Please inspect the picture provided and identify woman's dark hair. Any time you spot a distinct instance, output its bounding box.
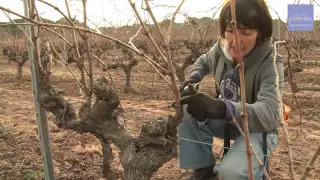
[219,0,273,44]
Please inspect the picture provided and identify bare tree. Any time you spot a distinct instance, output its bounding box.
[7,45,29,79]
[102,47,139,93]
[287,31,316,63]
[0,0,183,179]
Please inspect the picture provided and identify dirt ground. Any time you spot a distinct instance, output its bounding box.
[0,50,319,180]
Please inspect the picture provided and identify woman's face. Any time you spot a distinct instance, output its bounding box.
[224,23,259,61]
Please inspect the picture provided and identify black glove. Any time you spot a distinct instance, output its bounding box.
[180,84,226,122]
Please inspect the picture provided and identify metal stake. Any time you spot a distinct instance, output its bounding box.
[23,0,55,179]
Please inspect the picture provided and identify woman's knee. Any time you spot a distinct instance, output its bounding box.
[178,106,198,132]
[216,163,262,180]
[177,115,197,137]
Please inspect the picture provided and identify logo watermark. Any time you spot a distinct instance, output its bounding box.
[287,4,314,31]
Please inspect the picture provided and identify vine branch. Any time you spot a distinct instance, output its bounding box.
[229,0,254,179]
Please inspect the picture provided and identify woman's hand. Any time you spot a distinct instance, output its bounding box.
[180,84,227,121]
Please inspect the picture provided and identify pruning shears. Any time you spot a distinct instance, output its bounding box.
[171,82,200,108]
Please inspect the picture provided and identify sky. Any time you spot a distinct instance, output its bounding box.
[0,0,319,29]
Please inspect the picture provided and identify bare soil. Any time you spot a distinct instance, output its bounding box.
[0,53,319,180]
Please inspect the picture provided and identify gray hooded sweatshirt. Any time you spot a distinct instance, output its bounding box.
[188,38,284,132]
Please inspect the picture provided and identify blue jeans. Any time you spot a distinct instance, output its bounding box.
[178,106,278,179]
